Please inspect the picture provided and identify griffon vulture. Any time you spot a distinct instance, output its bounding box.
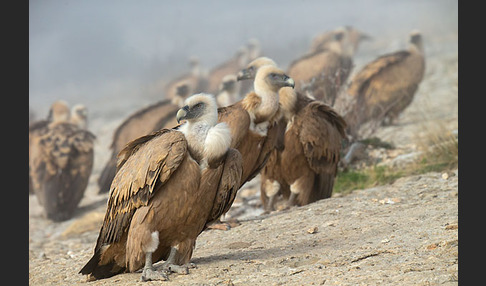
[310,25,371,55]
[238,57,347,211]
[216,74,241,107]
[29,100,70,194]
[97,83,191,194]
[206,46,249,95]
[343,30,425,140]
[80,93,243,281]
[286,28,354,106]
[29,100,95,221]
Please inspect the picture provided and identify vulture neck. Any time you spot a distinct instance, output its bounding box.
[180,118,231,169]
[278,87,298,121]
[252,85,279,124]
[409,42,424,56]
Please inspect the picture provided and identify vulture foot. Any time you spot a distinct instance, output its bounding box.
[141,267,169,282]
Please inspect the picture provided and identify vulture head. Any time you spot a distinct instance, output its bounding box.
[254,65,295,94]
[237,57,277,81]
[172,83,191,107]
[219,74,238,93]
[71,104,88,129]
[176,93,219,126]
[47,100,70,123]
[409,30,424,54]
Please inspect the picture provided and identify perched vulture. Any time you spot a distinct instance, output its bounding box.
[238,57,346,211]
[80,93,243,281]
[343,30,425,140]
[206,46,249,95]
[71,104,88,129]
[29,100,95,221]
[163,57,209,103]
[97,84,191,194]
[310,25,371,55]
[215,74,241,107]
[286,27,354,106]
[29,100,69,194]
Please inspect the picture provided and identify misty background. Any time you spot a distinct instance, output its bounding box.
[29,0,458,123]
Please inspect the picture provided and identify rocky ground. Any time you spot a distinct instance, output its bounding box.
[29,27,458,285]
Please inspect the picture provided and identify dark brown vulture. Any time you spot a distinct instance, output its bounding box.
[286,27,354,106]
[238,57,347,211]
[215,74,241,107]
[29,100,95,221]
[80,93,243,281]
[206,46,249,95]
[310,25,371,55]
[343,30,426,140]
[97,83,191,194]
[29,100,69,195]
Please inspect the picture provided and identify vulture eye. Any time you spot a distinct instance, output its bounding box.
[194,102,203,109]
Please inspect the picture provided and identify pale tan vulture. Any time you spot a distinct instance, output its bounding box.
[29,100,95,221]
[310,25,371,55]
[97,83,191,194]
[80,93,243,281]
[29,100,70,194]
[238,57,347,211]
[286,27,354,106]
[215,74,241,107]
[206,46,249,95]
[163,57,209,103]
[343,30,426,140]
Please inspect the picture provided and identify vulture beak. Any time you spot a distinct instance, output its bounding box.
[285,76,295,89]
[236,68,252,81]
[176,105,190,123]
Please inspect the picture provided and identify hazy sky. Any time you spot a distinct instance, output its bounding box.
[29,0,457,117]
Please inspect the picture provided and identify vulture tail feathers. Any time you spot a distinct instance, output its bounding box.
[97,158,116,194]
[79,249,125,280]
[299,173,335,205]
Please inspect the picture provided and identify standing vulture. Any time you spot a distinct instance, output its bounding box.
[343,30,426,140]
[29,100,95,221]
[238,57,347,211]
[29,100,69,194]
[97,83,191,194]
[286,27,354,106]
[206,46,249,95]
[80,93,243,281]
[310,25,371,55]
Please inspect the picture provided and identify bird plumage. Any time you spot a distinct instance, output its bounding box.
[343,30,425,140]
[80,94,242,281]
[29,100,95,221]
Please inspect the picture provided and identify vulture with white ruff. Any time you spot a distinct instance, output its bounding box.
[80,93,243,281]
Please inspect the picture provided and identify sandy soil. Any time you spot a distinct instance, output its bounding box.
[29,27,458,285]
